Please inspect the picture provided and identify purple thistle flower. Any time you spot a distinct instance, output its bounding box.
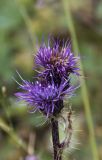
[15,37,80,160]
[35,39,80,85]
[15,78,77,118]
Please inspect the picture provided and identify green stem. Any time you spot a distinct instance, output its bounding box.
[0,118,27,152]
[62,1,99,160]
[14,0,36,51]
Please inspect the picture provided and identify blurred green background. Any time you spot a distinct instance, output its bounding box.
[0,0,102,160]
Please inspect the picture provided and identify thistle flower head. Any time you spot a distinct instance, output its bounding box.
[35,39,80,84]
[15,78,77,118]
[15,38,80,118]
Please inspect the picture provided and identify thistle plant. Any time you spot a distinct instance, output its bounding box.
[15,38,80,160]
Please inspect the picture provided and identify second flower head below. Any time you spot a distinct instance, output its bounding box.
[15,78,78,118]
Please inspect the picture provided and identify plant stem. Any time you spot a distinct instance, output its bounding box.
[0,118,27,152]
[14,0,36,51]
[51,118,62,160]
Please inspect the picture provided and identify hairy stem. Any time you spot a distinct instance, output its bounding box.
[51,118,62,160]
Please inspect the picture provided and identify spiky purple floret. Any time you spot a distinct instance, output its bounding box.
[15,79,77,117]
[35,39,80,82]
